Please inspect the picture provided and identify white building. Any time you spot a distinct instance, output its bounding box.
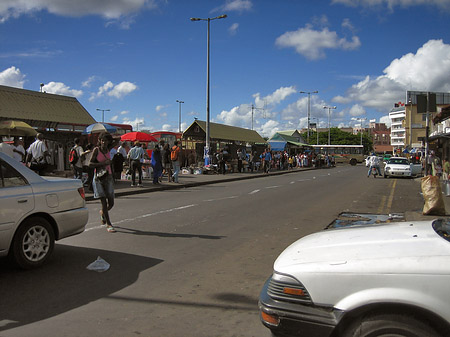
[389,105,406,150]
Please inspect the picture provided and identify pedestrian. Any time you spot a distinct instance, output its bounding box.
[264,148,272,174]
[162,143,172,182]
[151,144,163,184]
[82,143,94,191]
[111,143,125,181]
[70,138,84,179]
[12,137,25,162]
[127,141,145,187]
[0,137,15,158]
[171,141,181,182]
[237,148,244,173]
[432,152,442,178]
[443,157,450,181]
[89,132,116,233]
[26,133,50,175]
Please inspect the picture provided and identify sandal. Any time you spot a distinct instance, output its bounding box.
[107,226,116,233]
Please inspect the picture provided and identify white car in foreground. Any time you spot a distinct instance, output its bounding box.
[259,219,450,337]
[0,152,88,269]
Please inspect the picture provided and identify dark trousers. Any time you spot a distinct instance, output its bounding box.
[130,160,142,185]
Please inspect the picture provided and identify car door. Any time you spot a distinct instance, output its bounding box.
[0,159,34,253]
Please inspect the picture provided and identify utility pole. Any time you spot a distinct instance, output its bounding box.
[300,91,318,144]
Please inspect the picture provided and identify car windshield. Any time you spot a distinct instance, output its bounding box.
[388,158,409,165]
[432,219,450,242]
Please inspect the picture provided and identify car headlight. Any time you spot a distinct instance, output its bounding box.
[267,272,312,304]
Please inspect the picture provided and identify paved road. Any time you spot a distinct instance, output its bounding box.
[0,165,446,337]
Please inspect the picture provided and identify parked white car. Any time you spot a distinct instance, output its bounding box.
[384,157,421,178]
[0,152,88,269]
[259,219,450,337]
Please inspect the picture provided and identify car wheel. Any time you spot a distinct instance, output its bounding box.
[342,314,441,337]
[350,158,357,166]
[10,217,55,269]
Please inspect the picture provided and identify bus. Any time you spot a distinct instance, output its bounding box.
[311,144,364,166]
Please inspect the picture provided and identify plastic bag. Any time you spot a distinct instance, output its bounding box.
[86,256,110,272]
[421,175,446,215]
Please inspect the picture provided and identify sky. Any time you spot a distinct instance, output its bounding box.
[1,0,450,138]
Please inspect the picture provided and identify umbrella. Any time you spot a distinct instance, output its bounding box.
[83,123,117,135]
[0,120,37,137]
[120,132,157,142]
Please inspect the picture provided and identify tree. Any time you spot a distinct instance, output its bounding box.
[302,128,373,154]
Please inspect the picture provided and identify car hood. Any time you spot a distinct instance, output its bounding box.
[386,163,410,168]
[274,220,450,274]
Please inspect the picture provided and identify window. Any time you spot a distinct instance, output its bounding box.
[0,160,28,188]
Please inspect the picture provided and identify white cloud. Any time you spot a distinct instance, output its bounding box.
[90,80,137,101]
[0,66,25,88]
[108,81,137,98]
[229,23,239,35]
[156,104,168,112]
[333,39,450,112]
[380,115,391,127]
[120,110,129,115]
[42,81,83,97]
[0,0,159,23]
[212,0,253,13]
[257,120,280,138]
[275,21,361,60]
[349,104,366,116]
[110,115,119,122]
[82,76,98,88]
[253,86,297,107]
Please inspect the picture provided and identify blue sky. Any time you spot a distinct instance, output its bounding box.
[1,0,450,137]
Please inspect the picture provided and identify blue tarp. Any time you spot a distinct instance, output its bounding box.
[268,141,286,151]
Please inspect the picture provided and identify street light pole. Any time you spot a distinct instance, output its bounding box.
[96,108,110,123]
[191,14,227,165]
[300,91,318,144]
[323,106,336,145]
[311,117,319,145]
[176,100,184,133]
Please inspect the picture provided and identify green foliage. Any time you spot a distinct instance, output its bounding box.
[302,128,373,155]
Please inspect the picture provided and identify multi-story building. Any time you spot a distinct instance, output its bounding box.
[389,91,450,154]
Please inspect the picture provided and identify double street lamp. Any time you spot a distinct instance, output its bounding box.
[300,91,318,144]
[176,100,184,133]
[191,14,227,165]
[96,108,110,123]
[323,106,336,145]
[351,117,367,145]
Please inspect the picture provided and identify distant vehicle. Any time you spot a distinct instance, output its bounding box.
[383,153,392,162]
[0,152,88,269]
[384,157,421,178]
[311,145,364,166]
[259,218,450,337]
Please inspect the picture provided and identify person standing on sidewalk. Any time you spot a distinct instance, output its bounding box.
[151,144,163,185]
[162,143,172,182]
[171,141,181,183]
[264,148,272,174]
[127,141,145,187]
[70,138,84,179]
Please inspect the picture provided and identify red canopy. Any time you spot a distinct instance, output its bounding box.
[120,132,158,143]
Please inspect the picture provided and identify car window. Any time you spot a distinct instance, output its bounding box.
[432,219,450,242]
[0,159,28,188]
[388,158,409,165]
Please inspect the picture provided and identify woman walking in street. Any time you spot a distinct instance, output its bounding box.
[89,132,116,233]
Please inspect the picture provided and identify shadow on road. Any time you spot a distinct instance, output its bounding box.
[0,244,162,332]
[115,226,226,240]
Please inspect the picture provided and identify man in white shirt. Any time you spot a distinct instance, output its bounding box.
[12,137,25,162]
[26,133,50,175]
[71,138,84,179]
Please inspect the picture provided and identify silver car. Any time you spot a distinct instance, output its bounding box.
[259,219,450,337]
[0,152,88,269]
[384,157,422,178]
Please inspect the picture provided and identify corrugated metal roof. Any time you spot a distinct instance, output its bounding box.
[0,85,96,126]
[185,120,266,143]
[269,132,309,146]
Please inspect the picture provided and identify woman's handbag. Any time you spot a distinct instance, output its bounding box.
[96,168,109,181]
